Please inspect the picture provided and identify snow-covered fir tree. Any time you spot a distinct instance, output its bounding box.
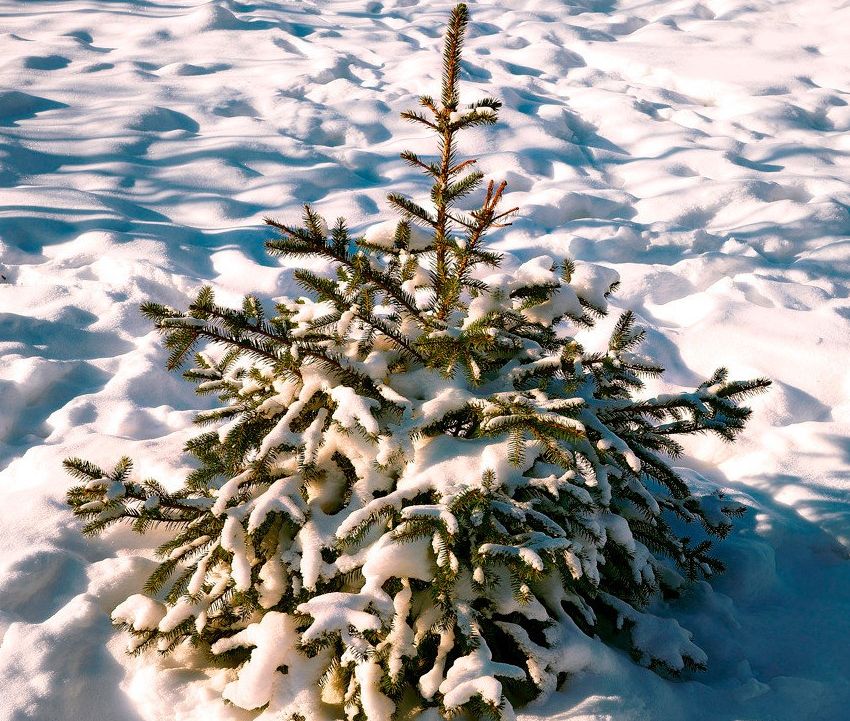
[65,5,769,720]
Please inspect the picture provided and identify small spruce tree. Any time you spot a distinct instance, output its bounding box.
[65,5,769,720]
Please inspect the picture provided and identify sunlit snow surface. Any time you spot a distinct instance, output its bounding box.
[1,0,849,719]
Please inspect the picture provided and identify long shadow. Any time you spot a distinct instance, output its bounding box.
[0,361,110,470]
[0,91,68,128]
[675,462,850,716]
[0,310,132,360]
[0,522,148,721]
[568,0,619,12]
[1,608,148,721]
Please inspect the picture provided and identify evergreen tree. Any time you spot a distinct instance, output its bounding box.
[65,5,769,720]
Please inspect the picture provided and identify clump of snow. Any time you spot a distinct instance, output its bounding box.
[112,594,166,632]
[211,611,329,719]
[440,641,525,709]
[363,220,433,251]
[465,254,600,328]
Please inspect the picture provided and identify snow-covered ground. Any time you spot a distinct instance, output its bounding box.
[1,0,849,719]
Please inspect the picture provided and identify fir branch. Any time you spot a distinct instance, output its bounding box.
[266,214,426,322]
[441,3,469,109]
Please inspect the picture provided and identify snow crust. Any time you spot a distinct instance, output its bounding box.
[1,1,850,720]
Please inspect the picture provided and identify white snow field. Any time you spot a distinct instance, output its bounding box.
[1,0,849,719]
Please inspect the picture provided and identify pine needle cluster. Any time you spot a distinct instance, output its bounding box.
[65,5,769,720]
